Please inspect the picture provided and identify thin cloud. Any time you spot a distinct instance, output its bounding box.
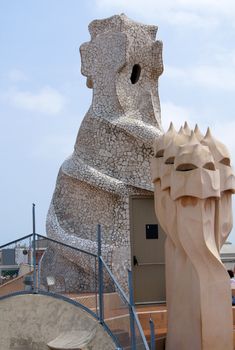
[8,69,28,82]
[4,87,67,115]
[165,64,235,91]
[161,101,195,131]
[32,134,74,160]
[213,121,235,160]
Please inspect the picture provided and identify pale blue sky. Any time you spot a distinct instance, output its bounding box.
[1,0,235,245]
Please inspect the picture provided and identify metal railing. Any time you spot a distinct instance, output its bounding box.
[0,212,155,349]
[0,235,99,311]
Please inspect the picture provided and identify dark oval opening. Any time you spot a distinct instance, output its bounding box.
[203,162,216,171]
[155,149,164,158]
[220,157,230,167]
[165,157,175,165]
[176,163,197,171]
[130,64,141,84]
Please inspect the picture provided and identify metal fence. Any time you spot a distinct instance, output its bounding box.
[0,234,99,315]
[0,223,155,349]
[0,234,34,294]
[100,257,150,349]
[37,233,99,315]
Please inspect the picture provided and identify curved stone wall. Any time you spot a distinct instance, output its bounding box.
[0,294,115,350]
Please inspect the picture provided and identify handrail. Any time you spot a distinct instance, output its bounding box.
[149,318,156,350]
[132,308,150,350]
[100,256,130,305]
[0,234,33,249]
[0,290,99,319]
[100,256,150,350]
[36,233,98,258]
[0,233,98,258]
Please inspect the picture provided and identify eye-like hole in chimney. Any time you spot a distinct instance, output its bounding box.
[203,162,216,171]
[176,163,197,171]
[165,157,175,165]
[130,64,141,84]
[220,158,230,166]
[155,149,164,158]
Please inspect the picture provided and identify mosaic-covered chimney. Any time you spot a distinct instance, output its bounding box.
[151,123,235,350]
[41,14,163,291]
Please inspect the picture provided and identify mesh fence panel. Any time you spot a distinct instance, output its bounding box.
[133,311,150,350]
[0,235,34,296]
[102,267,132,349]
[37,236,98,316]
[0,235,99,316]
[101,259,150,350]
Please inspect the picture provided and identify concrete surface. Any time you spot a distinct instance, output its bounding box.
[0,293,116,350]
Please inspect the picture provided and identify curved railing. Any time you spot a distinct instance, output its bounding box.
[0,225,154,350]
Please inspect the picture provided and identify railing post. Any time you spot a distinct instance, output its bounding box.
[149,318,156,350]
[32,203,37,293]
[37,253,41,290]
[128,269,137,350]
[97,224,104,323]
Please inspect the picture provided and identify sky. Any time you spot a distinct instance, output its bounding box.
[1,0,235,245]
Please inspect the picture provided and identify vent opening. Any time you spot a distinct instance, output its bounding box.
[165,157,175,165]
[155,149,164,158]
[203,162,216,171]
[220,158,230,166]
[176,163,197,171]
[130,64,141,84]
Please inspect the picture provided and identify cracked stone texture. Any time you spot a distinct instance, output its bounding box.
[42,14,163,292]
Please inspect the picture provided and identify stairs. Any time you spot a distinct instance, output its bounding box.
[137,305,235,350]
[65,294,235,349]
[137,304,167,350]
[68,292,132,348]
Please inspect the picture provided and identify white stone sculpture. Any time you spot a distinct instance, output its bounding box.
[42,14,163,291]
[151,123,235,350]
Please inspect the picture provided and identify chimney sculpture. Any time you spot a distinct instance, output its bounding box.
[151,123,235,350]
[41,14,163,291]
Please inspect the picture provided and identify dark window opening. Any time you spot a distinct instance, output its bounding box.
[146,224,158,239]
[130,64,141,84]
[176,163,197,171]
[165,157,175,165]
[220,158,230,166]
[203,162,216,171]
[155,149,164,158]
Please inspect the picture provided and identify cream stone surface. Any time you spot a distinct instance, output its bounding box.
[151,124,235,350]
[42,14,163,291]
[0,294,115,350]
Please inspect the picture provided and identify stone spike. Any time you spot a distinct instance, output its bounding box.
[202,127,231,162]
[194,124,204,141]
[178,126,184,134]
[188,130,199,144]
[183,121,191,135]
[167,122,176,133]
[204,127,212,139]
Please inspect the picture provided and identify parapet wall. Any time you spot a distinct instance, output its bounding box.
[0,294,115,350]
